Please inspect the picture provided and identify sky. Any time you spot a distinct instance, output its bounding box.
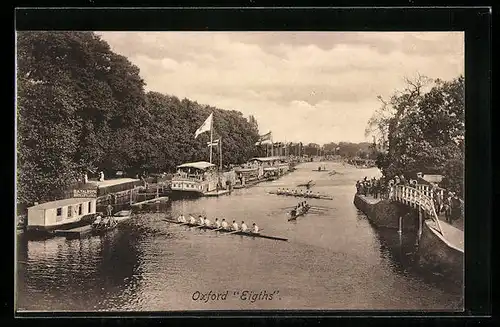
[98,32,464,145]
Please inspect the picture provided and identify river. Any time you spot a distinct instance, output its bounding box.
[16,161,463,312]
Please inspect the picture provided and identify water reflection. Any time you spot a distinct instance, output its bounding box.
[16,162,462,311]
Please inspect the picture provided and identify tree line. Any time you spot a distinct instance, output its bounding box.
[256,141,378,159]
[365,74,465,197]
[17,31,260,207]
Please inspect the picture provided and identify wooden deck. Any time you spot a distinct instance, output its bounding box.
[204,190,230,197]
[130,196,170,206]
[54,225,93,239]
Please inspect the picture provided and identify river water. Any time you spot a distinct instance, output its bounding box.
[16,162,463,312]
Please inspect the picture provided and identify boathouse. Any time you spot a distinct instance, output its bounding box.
[27,197,97,232]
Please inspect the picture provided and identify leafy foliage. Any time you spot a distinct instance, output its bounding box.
[366,75,465,196]
[17,32,260,206]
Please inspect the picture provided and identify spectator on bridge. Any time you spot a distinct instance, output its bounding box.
[451,192,462,222]
[443,191,453,223]
[388,179,395,198]
[373,179,380,199]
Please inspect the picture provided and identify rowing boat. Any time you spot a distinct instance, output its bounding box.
[163,219,288,241]
[268,191,333,200]
[288,205,311,221]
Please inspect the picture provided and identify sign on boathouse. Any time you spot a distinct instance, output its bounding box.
[73,189,98,198]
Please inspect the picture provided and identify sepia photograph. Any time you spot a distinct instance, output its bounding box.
[16,30,465,312]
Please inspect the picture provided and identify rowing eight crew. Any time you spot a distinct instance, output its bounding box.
[277,189,321,197]
[176,214,259,233]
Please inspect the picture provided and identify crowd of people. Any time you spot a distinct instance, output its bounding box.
[356,173,464,225]
[92,215,117,229]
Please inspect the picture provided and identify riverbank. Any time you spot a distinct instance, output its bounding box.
[353,193,464,288]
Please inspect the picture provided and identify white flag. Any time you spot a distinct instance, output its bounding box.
[195,113,213,139]
[207,139,220,147]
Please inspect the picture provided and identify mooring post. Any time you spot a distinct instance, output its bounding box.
[418,207,423,242]
[398,216,402,234]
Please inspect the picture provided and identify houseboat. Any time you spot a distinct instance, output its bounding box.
[234,161,264,182]
[26,197,98,235]
[247,156,290,179]
[170,161,220,197]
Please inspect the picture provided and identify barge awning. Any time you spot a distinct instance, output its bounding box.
[177,161,216,170]
[87,178,141,188]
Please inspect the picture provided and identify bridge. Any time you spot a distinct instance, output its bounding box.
[390,184,464,252]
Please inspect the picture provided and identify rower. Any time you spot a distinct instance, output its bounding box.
[221,219,229,230]
[177,214,184,222]
[232,220,239,231]
[198,215,205,225]
[93,215,102,227]
[214,218,221,228]
[204,217,211,227]
[189,215,196,224]
[252,223,259,234]
[179,214,186,223]
[241,221,248,232]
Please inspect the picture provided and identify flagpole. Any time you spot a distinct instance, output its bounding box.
[271,134,274,157]
[219,138,223,171]
[209,114,213,163]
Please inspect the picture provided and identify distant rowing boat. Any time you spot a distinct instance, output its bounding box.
[288,205,310,221]
[268,191,333,200]
[163,219,288,241]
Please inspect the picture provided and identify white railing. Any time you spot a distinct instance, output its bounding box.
[391,185,444,235]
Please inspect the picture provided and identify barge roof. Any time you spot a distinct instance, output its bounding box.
[29,198,95,210]
[177,161,216,170]
[87,178,141,188]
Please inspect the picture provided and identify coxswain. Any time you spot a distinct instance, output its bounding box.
[241,221,248,232]
[214,218,221,228]
[204,217,211,227]
[189,215,196,224]
[221,219,229,230]
[232,220,239,231]
[252,223,259,234]
[198,215,205,225]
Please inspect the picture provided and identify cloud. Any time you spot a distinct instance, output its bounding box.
[98,31,464,144]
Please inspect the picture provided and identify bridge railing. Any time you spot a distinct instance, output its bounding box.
[391,185,444,235]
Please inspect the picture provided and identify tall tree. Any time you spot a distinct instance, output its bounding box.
[366,75,465,196]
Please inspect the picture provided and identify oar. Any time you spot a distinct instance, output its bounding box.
[220,230,240,236]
